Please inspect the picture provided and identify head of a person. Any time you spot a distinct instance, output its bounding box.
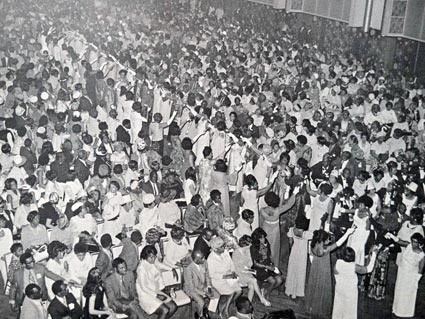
[410,208,424,225]
[214,159,228,172]
[210,236,226,255]
[251,228,268,247]
[47,240,68,260]
[411,233,425,251]
[191,249,206,265]
[241,209,254,225]
[235,296,254,315]
[261,309,297,319]
[130,230,143,245]
[341,246,356,263]
[311,229,330,249]
[10,243,23,257]
[52,280,69,298]
[27,210,40,227]
[112,257,128,275]
[74,243,89,261]
[20,252,35,270]
[201,227,214,242]
[5,178,17,190]
[185,167,197,182]
[264,192,280,208]
[319,183,333,196]
[190,194,203,207]
[25,283,42,300]
[244,174,258,189]
[210,189,222,204]
[181,137,193,151]
[203,146,213,159]
[238,235,252,248]
[140,245,158,264]
[100,234,113,249]
[170,226,185,244]
[109,181,120,193]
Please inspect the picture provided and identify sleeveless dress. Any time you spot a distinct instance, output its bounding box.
[332,260,358,319]
[308,196,331,232]
[305,251,333,318]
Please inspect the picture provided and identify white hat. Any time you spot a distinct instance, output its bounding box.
[29,96,38,103]
[330,170,339,178]
[71,201,83,212]
[13,155,27,167]
[73,111,81,118]
[102,203,120,221]
[40,92,49,100]
[37,127,47,135]
[143,193,155,205]
[15,106,25,116]
[406,182,418,193]
[265,127,274,138]
[73,91,82,99]
[121,194,134,205]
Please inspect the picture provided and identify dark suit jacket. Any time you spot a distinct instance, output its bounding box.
[47,293,83,319]
[10,264,63,306]
[104,272,138,311]
[333,158,358,180]
[141,180,160,196]
[96,250,113,281]
[74,158,91,185]
[193,236,211,258]
[119,238,139,272]
[20,146,37,174]
[116,125,131,146]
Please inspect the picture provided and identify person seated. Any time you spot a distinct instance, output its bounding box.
[233,209,255,240]
[184,194,206,233]
[193,228,214,258]
[65,243,94,293]
[163,226,191,268]
[49,214,74,249]
[205,190,224,231]
[184,249,220,317]
[20,210,49,251]
[48,280,84,319]
[104,258,144,319]
[207,236,242,318]
[20,284,48,319]
[232,235,270,306]
[136,245,178,319]
[83,267,115,318]
[250,228,285,301]
[96,234,114,281]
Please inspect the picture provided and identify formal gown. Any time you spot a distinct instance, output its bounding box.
[240,187,259,229]
[332,260,358,319]
[305,251,333,318]
[285,228,312,298]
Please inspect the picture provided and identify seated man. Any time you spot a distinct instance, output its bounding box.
[20,284,48,319]
[184,250,219,317]
[48,280,83,319]
[104,257,144,319]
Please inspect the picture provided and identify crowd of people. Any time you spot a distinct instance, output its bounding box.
[0,0,425,318]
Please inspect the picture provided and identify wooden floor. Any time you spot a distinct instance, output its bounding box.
[1,261,425,319]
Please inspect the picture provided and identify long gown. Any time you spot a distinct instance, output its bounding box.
[240,187,259,230]
[347,211,370,266]
[285,228,312,298]
[260,208,281,268]
[209,171,238,217]
[332,260,358,319]
[305,251,333,318]
[392,245,424,317]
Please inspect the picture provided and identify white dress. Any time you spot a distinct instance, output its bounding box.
[136,260,169,315]
[332,260,358,319]
[308,196,331,232]
[240,187,259,230]
[207,251,241,295]
[347,211,370,266]
[393,245,424,317]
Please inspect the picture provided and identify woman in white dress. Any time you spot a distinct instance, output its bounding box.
[392,233,425,318]
[306,182,333,232]
[45,241,71,299]
[207,236,242,318]
[240,175,273,230]
[183,167,198,205]
[136,245,177,319]
[332,246,378,319]
[163,227,191,268]
[347,205,371,266]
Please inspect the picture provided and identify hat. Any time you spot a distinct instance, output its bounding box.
[330,170,339,178]
[72,91,82,99]
[143,193,155,205]
[37,127,47,135]
[130,180,139,191]
[73,111,81,118]
[40,92,49,100]
[71,201,83,212]
[29,96,38,103]
[13,155,27,167]
[121,194,134,205]
[15,106,25,116]
[406,182,418,193]
[102,203,120,221]
[265,127,274,138]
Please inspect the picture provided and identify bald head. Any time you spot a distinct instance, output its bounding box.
[191,250,205,265]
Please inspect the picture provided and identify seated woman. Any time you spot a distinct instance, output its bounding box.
[20,210,49,251]
[207,236,242,318]
[232,235,271,306]
[65,243,94,299]
[250,228,284,301]
[163,226,191,268]
[136,245,178,319]
[69,202,98,241]
[50,214,74,249]
[46,241,71,299]
[83,267,115,318]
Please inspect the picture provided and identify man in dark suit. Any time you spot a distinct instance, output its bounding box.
[141,170,160,197]
[119,230,143,273]
[104,258,144,319]
[116,119,132,148]
[9,252,64,311]
[96,234,114,281]
[20,138,37,175]
[74,150,91,186]
[193,228,214,258]
[333,151,358,180]
[48,280,83,319]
